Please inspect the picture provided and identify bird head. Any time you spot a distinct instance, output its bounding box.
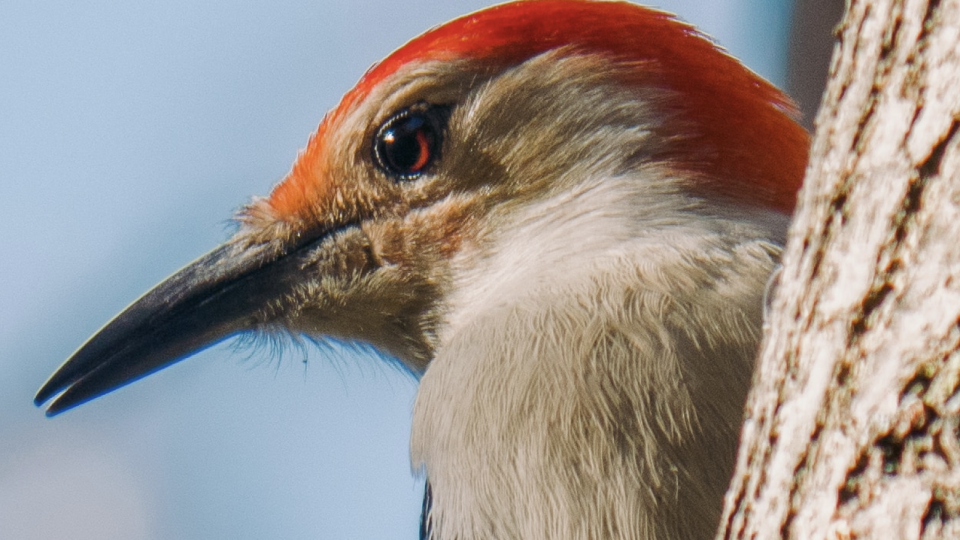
[36,0,808,414]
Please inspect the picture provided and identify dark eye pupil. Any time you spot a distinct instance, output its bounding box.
[374,106,446,180]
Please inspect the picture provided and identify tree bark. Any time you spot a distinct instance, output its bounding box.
[718,1,960,539]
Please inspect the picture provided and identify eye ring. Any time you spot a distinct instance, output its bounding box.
[373,104,449,180]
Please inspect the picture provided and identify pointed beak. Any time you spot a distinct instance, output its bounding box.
[35,236,310,415]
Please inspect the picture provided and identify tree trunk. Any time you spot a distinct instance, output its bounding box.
[718,1,960,539]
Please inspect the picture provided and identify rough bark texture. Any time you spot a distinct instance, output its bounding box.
[718,1,960,539]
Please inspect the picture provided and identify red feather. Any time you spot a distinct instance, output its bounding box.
[270,0,808,218]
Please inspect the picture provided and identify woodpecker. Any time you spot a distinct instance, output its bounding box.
[36,1,809,539]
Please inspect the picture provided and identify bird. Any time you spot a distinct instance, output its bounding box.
[35,1,809,539]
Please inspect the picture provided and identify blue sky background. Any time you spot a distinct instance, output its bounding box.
[0,1,794,538]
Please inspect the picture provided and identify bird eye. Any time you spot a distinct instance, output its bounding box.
[373,104,448,180]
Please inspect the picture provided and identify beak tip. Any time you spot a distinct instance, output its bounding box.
[34,389,53,409]
[34,376,65,408]
[37,390,77,417]
[35,373,78,415]
[43,403,66,417]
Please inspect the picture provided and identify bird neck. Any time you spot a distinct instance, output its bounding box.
[411,171,784,539]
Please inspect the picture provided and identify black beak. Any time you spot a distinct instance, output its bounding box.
[35,237,301,415]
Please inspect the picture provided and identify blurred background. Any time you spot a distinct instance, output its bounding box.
[0,1,839,538]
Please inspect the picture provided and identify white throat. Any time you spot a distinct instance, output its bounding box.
[412,169,784,540]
